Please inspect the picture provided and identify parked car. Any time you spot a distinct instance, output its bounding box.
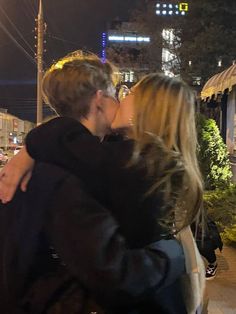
[0,149,8,165]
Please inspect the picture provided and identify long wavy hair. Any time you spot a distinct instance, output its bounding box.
[130,73,203,232]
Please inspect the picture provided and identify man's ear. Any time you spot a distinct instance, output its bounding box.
[94,90,104,112]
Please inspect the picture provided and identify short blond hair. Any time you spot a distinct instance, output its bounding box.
[42,51,119,119]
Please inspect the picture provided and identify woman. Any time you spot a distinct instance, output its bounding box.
[0,56,205,313]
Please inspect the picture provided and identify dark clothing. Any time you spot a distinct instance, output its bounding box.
[192,217,223,264]
[198,243,217,264]
[27,118,170,248]
[0,163,185,314]
[23,117,187,313]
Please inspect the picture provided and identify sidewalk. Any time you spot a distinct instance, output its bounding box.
[207,246,236,314]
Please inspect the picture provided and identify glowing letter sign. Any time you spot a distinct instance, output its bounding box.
[156,2,188,15]
[179,3,188,12]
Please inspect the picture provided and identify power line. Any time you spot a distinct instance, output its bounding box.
[47,33,81,47]
[0,19,36,65]
[0,5,35,55]
[26,0,37,18]
[0,32,33,49]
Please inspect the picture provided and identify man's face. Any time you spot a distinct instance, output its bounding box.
[93,92,119,138]
[103,96,120,131]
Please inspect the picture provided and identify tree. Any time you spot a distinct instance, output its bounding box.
[179,0,236,84]
[197,115,232,190]
[128,0,236,85]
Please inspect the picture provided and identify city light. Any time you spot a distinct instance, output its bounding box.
[108,36,124,41]
[156,2,188,15]
[179,2,188,11]
[108,35,150,43]
[101,32,106,62]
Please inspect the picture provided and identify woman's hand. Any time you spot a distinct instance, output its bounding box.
[0,146,35,203]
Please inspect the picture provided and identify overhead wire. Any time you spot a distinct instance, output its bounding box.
[27,0,37,17]
[22,0,37,22]
[0,18,36,66]
[0,1,47,120]
[0,5,35,55]
[44,2,71,55]
[22,1,51,67]
[47,33,81,47]
[0,33,34,49]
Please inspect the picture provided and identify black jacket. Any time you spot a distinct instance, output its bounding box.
[0,163,185,314]
[27,118,172,247]
[23,117,188,313]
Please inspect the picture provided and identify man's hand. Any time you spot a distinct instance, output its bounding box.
[0,146,35,203]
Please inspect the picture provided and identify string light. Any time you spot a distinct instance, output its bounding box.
[102,32,106,63]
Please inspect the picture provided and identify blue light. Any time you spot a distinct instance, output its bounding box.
[175,11,179,14]
[169,4,172,8]
[168,10,173,15]
[163,4,167,8]
[101,32,107,62]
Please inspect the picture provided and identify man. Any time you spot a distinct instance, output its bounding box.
[0,51,186,313]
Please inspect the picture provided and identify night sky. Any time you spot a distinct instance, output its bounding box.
[0,0,140,121]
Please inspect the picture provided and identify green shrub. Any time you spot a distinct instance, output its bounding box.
[204,185,236,244]
[223,224,236,243]
[197,115,232,190]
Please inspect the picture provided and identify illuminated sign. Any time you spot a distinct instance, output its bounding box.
[179,3,188,11]
[108,35,150,43]
[156,2,189,16]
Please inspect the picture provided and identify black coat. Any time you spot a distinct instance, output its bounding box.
[0,163,185,314]
[24,117,188,313]
[27,118,171,248]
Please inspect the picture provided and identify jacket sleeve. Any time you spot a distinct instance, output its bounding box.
[46,171,185,307]
[25,117,103,171]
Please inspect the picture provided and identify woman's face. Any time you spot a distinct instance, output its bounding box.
[111,92,135,130]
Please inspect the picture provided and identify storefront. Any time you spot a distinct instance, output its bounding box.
[201,63,236,155]
[201,63,236,181]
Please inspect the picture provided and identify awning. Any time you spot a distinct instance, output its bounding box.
[201,63,236,100]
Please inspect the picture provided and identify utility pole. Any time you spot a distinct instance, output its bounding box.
[36,0,44,125]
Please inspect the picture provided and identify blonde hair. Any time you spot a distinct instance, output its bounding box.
[131,73,203,231]
[42,50,119,119]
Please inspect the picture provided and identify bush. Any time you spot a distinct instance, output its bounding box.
[197,115,232,190]
[204,185,236,244]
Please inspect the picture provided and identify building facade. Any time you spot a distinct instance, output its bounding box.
[0,109,35,149]
[102,22,153,85]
